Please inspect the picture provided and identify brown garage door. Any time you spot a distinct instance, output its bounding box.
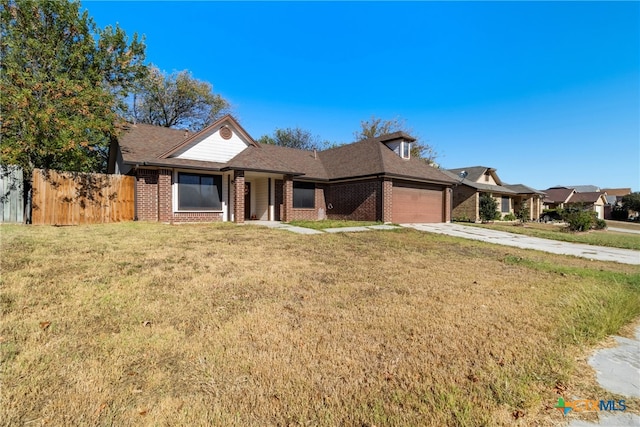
[392,183,443,223]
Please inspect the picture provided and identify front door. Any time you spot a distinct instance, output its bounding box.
[244,182,251,219]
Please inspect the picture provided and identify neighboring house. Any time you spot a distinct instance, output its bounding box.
[602,188,634,219]
[542,187,578,211]
[566,185,600,193]
[110,115,456,224]
[565,192,608,220]
[543,186,611,219]
[602,188,631,200]
[441,166,544,222]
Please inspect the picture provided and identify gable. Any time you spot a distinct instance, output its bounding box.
[171,122,252,163]
[474,169,501,186]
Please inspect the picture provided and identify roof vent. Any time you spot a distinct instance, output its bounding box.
[220,126,232,140]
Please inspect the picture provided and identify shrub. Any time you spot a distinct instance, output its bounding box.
[503,213,517,221]
[479,193,499,222]
[594,218,607,230]
[611,206,628,221]
[562,208,596,232]
[516,201,530,223]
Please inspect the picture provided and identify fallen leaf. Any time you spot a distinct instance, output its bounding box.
[94,402,107,415]
[138,409,148,416]
[512,409,525,419]
[39,321,51,330]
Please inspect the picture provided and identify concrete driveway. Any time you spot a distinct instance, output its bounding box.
[402,223,640,265]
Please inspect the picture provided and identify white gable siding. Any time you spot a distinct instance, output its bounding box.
[173,126,249,162]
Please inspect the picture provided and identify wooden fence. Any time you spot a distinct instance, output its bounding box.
[0,165,25,223]
[32,169,134,225]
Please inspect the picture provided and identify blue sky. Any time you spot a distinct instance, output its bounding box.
[85,1,639,191]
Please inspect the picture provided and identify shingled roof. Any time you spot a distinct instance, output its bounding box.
[315,133,453,183]
[568,192,605,204]
[503,184,545,195]
[543,187,575,203]
[116,122,455,185]
[440,168,517,194]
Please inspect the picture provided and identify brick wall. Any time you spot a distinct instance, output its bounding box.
[290,184,328,221]
[452,185,478,222]
[282,176,293,222]
[382,179,392,223]
[136,169,159,221]
[233,170,245,224]
[158,169,172,222]
[171,211,224,222]
[444,188,452,223]
[326,179,381,221]
[135,168,225,223]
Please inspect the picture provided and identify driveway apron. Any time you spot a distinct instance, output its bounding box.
[402,223,640,265]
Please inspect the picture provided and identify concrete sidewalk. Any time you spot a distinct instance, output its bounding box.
[402,223,640,265]
[566,324,640,426]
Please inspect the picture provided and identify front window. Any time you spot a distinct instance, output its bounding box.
[293,181,315,209]
[177,172,222,210]
[501,196,510,213]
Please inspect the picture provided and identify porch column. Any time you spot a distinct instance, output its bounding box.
[444,187,452,223]
[233,170,245,224]
[382,178,393,223]
[158,168,172,223]
[282,175,293,222]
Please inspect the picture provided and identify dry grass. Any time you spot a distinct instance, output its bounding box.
[1,222,639,426]
[606,220,640,231]
[466,221,640,250]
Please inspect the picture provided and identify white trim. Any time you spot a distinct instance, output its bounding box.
[402,141,411,159]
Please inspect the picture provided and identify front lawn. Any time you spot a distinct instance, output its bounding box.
[462,221,640,250]
[1,223,639,426]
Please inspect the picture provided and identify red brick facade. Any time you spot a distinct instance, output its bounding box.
[325,179,382,221]
[134,168,448,224]
[135,169,159,221]
[382,179,393,223]
[281,175,293,222]
[233,170,245,224]
[288,184,328,221]
[135,168,223,223]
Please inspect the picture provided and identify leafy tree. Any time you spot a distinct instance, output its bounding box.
[258,127,322,151]
[132,66,230,131]
[479,193,499,222]
[621,192,640,213]
[0,0,146,175]
[354,115,439,166]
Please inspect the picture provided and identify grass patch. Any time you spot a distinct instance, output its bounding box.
[1,223,639,426]
[288,219,383,230]
[465,221,640,250]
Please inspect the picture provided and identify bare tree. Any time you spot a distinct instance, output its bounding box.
[355,116,439,167]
